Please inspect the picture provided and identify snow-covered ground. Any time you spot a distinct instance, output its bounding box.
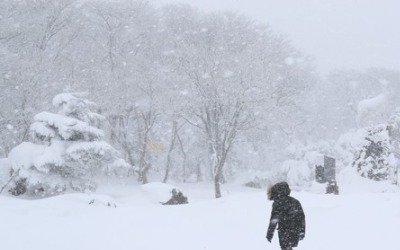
[1,180,399,250]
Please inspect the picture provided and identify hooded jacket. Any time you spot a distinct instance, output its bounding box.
[266,182,305,248]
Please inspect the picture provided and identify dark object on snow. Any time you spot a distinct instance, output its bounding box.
[266,182,306,250]
[315,165,325,183]
[315,155,336,184]
[244,177,268,189]
[324,156,336,182]
[315,155,340,195]
[244,180,262,189]
[326,180,339,195]
[162,188,188,205]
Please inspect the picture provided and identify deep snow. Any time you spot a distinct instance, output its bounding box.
[1,180,399,250]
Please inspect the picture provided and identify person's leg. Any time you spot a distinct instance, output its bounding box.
[279,229,296,250]
[279,231,292,250]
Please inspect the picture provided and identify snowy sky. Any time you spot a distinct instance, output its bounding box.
[153,0,400,73]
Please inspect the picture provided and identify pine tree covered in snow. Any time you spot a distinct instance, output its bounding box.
[8,93,129,197]
[352,125,396,181]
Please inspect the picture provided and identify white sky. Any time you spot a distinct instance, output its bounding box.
[153,0,400,74]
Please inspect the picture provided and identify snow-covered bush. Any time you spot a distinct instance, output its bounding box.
[271,140,336,188]
[335,131,362,170]
[7,93,130,197]
[244,176,270,189]
[352,125,396,181]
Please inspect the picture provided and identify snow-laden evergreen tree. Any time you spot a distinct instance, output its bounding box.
[8,92,130,197]
[352,125,396,181]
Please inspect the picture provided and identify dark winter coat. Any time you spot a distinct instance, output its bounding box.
[266,182,305,249]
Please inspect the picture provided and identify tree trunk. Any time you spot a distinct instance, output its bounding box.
[214,172,222,199]
[136,110,156,184]
[139,161,151,184]
[214,155,226,198]
[137,140,150,184]
[196,162,203,182]
[177,135,187,183]
[163,121,178,183]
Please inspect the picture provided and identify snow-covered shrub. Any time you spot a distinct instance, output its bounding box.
[272,140,336,188]
[7,93,130,197]
[335,131,362,170]
[284,159,313,187]
[352,125,396,181]
[244,177,269,189]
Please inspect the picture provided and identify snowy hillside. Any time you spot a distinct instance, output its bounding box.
[1,182,399,250]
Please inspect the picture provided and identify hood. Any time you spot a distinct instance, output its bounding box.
[267,182,291,200]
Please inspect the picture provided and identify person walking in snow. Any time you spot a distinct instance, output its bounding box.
[266,182,305,250]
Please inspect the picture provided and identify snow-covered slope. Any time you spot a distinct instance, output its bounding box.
[1,182,399,250]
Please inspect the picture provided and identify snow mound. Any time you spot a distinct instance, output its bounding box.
[43,193,117,208]
[337,167,399,194]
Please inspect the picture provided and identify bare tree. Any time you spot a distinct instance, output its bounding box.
[161,7,312,197]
